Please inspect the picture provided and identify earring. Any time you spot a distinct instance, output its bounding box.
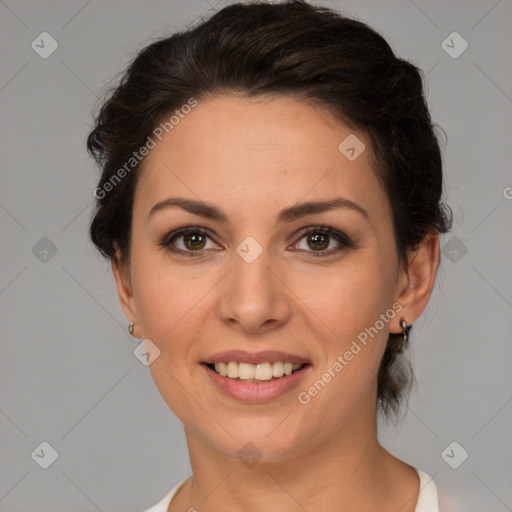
[128,323,135,336]
[400,319,412,350]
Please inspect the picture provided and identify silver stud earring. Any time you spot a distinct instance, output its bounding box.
[400,319,412,349]
[128,323,135,336]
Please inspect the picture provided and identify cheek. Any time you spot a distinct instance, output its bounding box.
[293,253,398,404]
[295,295,394,439]
[134,271,206,349]
[131,268,210,417]
[129,251,183,346]
[295,256,397,344]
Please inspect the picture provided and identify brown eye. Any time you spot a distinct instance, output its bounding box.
[307,232,329,251]
[161,227,220,256]
[292,226,353,257]
[183,232,206,250]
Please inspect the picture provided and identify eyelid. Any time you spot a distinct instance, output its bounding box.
[159,226,219,253]
[291,225,351,243]
[288,225,354,254]
[160,225,353,256]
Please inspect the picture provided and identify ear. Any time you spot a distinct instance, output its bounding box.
[390,231,440,334]
[111,245,140,338]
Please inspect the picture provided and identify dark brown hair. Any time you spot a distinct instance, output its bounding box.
[87,0,452,420]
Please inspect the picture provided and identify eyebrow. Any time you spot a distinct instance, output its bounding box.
[147,196,369,224]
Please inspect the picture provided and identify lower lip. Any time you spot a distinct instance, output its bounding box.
[202,364,311,403]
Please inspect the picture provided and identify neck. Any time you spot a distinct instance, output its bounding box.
[179,396,414,511]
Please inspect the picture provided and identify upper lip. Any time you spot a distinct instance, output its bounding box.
[203,350,310,365]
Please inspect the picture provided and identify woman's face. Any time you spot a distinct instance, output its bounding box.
[114,95,414,460]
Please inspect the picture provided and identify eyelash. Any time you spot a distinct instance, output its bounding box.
[160,225,354,258]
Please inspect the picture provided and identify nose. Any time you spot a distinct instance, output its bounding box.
[217,247,292,334]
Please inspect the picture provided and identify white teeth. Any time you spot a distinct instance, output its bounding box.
[254,362,273,380]
[211,361,305,381]
[226,361,238,378]
[218,362,227,377]
[272,361,284,377]
[238,362,255,379]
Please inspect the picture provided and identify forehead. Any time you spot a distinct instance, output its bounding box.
[134,95,389,224]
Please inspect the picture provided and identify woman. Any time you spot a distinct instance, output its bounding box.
[87,1,451,510]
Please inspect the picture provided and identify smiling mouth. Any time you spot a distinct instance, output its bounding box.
[204,361,310,383]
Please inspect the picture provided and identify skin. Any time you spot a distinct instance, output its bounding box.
[112,95,440,512]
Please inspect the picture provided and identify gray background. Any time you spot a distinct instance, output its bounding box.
[1,0,511,510]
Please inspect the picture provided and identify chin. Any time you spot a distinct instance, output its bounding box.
[199,417,310,463]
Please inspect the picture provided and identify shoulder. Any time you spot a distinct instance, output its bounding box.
[414,468,439,512]
[139,476,191,512]
[437,488,467,512]
[415,469,464,512]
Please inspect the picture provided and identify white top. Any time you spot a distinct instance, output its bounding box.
[141,467,439,512]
